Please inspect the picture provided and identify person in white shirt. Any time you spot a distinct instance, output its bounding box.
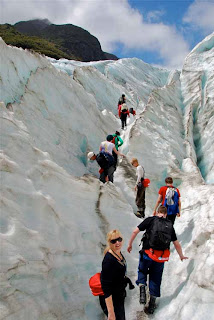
[131,158,145,218]
[100,138,115,155]
[99,135,125,181]
[100,135,124,156]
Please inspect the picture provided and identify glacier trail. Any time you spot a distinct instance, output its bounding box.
[0,34,214,320]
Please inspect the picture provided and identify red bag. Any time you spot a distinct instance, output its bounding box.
[112,136,116,144]
[145,248,170,263]
[89,273,104,296]
[143,178,150,188]
[99,168,104,174]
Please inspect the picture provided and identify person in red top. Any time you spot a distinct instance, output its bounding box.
[118,103,130,130]
[153,177,181,225]
[129,107,136,116]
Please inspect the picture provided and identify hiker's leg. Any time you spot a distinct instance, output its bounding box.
[121,117,125,129]
[112,151,118,169]
[100,290,125,319]
[124,114,127,126]
[136,186,146,213]
[121,114,125,129]
[99,295,108,316]
[167,214,176,225]
[135,185,141,207]
[113,298,126,320]
[99,171,106,183]
[136,254,150,286]
[139,188,146,213]
[148,261,164,297]
[108,166,115,183]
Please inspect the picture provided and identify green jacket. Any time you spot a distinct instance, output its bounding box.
[112,134,123,151]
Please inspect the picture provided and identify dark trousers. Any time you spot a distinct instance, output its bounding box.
[99,295,126,320]
[120,113,127,129]
[167,214,176,225]
[100,166,115,183]
[112,151,118,169]
[136,184,145,213]
[102,152,115,167]
[136,254,164,297]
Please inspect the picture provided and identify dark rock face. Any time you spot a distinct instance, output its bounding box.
[14,19,118,62]
[14,19,51,35]
[104,52,119,60]
[42,24,107,61]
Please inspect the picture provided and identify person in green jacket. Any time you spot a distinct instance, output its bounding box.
[112,131,123,168]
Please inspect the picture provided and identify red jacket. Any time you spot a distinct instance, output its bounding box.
[159,185,180,205]
[118,105,130,118]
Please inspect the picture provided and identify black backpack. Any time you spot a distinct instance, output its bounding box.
[147,217,173,250]
[96,153,109,169]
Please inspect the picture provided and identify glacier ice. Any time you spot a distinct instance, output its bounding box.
[181,32,214,184]
[0,35,214,320]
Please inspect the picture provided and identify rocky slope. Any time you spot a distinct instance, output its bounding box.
[15,19,118,61]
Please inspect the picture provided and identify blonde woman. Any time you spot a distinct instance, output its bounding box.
[131,158,145,218]
[100,230,130,320]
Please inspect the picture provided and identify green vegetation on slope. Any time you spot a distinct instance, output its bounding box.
[0,24,80,60]
[14,19,118,62]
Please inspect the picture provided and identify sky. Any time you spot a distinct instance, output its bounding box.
[0,0,214,69]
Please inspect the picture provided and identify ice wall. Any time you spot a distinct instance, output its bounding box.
[51,57,170,113]
[181,32,214,184]
[0,39,138,319]
[0,39,120,178]
[1,35,214,320]
[104,58,169,108]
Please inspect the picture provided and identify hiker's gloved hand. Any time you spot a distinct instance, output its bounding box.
[177,213,180,217]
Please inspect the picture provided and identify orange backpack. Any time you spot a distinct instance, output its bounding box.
[89,273,104,296]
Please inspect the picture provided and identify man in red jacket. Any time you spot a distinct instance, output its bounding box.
[153,177,181,225]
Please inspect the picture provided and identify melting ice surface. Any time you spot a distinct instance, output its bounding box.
[0,33,214,320]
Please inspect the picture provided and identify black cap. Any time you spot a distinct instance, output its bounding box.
[106,134,113,141]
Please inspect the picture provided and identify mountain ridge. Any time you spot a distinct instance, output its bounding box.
[0,19,118,62]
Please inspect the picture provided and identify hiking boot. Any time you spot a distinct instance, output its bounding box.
[135,211,142,218]
[139,285,146,304]
[148,295,156,314]
[139,210,145,218]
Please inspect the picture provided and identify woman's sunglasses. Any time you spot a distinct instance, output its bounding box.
[110,237,123,244]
